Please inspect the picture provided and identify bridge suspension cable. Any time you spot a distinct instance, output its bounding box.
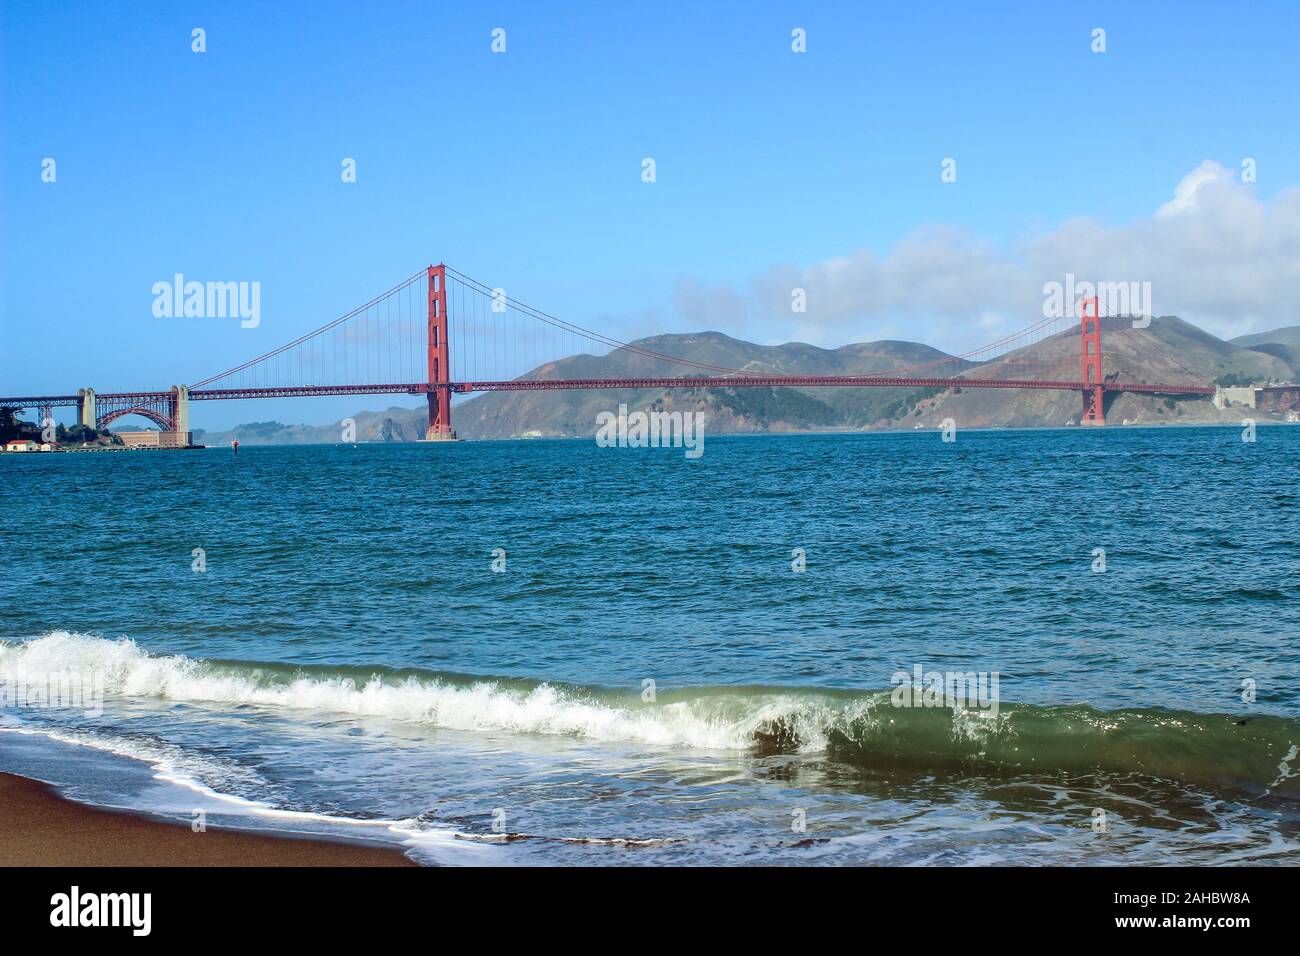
[441,266,1081,384]
[190,271,428,391]
[186,262,1098,397]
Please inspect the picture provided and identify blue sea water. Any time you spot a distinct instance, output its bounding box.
[2,425,1298,865]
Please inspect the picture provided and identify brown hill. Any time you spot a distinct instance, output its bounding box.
[906,315,1293,429]
[195,316,1293,444]
[451,331,963,438]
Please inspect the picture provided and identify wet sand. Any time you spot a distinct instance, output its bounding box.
[0,773,417,867]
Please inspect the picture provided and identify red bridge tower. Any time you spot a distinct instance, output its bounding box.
[1080,296,1104,425]
[425,264,455,440]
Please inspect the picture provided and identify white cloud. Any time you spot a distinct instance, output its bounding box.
[670,161,1300,350]
[1156,160,1235,218]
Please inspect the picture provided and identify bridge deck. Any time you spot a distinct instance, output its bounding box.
[0,376,1217,408]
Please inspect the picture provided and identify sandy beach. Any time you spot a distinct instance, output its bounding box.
[0,773,417,867]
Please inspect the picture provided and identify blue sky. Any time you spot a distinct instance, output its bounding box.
[4,1,1299,429]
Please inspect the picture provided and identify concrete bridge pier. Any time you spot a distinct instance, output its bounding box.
[171,385,191,446]
[77,388,97,430]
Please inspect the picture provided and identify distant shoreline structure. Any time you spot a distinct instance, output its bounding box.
[177,418,1299,451]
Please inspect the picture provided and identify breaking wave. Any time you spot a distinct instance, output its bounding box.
[3,632,1296,798]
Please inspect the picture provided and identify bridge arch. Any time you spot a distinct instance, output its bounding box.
[97,406,176,431]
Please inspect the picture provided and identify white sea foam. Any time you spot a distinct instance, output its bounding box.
[1,632,721,863]
[0,632,877,753]
[0,719,489,863]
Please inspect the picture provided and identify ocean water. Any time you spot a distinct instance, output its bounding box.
[2,425,1298,865]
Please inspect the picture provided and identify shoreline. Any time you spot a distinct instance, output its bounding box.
[184,417,1299,449]
[0,773,418,867]
[6,419,1292,458]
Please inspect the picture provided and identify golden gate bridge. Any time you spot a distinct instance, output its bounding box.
[0,264,1216,441]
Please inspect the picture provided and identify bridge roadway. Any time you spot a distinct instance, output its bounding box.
[0,374,1218,409]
